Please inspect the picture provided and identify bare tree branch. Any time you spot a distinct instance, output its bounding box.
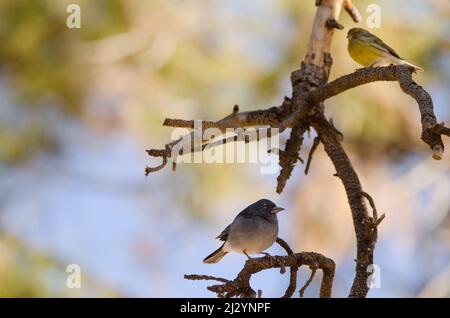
[146,0,448,298]
[163,105,283,130]
[185,238,335,298]
[343,0,362,22]
[309,112,376,297]
[145,102,293,175]
[306,65,448,159]
[277,119,309,193]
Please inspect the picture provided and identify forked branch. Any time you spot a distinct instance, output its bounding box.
[185,238,335,298]
[146,0,448,298]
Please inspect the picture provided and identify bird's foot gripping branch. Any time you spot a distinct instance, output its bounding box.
[145,0,449,298]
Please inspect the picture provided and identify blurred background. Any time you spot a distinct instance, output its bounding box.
[0,0,449,297]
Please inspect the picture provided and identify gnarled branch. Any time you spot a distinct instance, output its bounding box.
[185,238,335,298]
[306,65,448,159]
[310,112,378,297]
[145,102,292,175]
[146,0,448,298]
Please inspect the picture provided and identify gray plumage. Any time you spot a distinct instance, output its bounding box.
[203,199,284,264]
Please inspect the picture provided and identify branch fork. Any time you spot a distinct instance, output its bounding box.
[145,0,448,297]
[185,238,335,298]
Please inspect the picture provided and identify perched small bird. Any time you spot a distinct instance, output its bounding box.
[203,199,284,264]
[347,27,423,72]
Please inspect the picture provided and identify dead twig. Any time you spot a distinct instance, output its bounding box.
[343,0,362,22]
[185,238,335,298]
[305,137,321,175]
[361,191,378,221]
[299,267,318,298]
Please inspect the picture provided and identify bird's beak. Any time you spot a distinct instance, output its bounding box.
[346,34,350,39]
[271,206,284,214]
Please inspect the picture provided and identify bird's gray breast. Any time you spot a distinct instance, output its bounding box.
[227,215,278,254]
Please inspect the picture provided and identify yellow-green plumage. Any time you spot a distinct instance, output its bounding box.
[348,38,386,66]
[347,28,423,72]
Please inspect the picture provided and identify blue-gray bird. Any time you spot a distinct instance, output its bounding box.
[203,199,284,264]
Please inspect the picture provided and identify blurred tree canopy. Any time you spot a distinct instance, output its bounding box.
[0,235,121,297]
[0,0,448,166]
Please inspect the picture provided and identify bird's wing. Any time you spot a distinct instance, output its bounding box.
[215,206,254,241]
[216,224,231,241]
[371,36,402,59]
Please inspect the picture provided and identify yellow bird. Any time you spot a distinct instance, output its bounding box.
[347,28,423,72]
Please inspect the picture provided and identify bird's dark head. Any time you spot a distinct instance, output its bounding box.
[347,27,365,39]
[252,199,284,215]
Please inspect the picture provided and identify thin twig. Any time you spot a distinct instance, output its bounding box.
[343,0,362,22]
[184,274,231,284]
[145,147,170,175]
[305,137,320,175]
[375,213,386,227]
[299,267,317,298]
[326,18,344,30]
[361,191,378,220]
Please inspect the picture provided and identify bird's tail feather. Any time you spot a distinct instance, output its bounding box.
[399,59,424,72]
[203,243,228,264]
